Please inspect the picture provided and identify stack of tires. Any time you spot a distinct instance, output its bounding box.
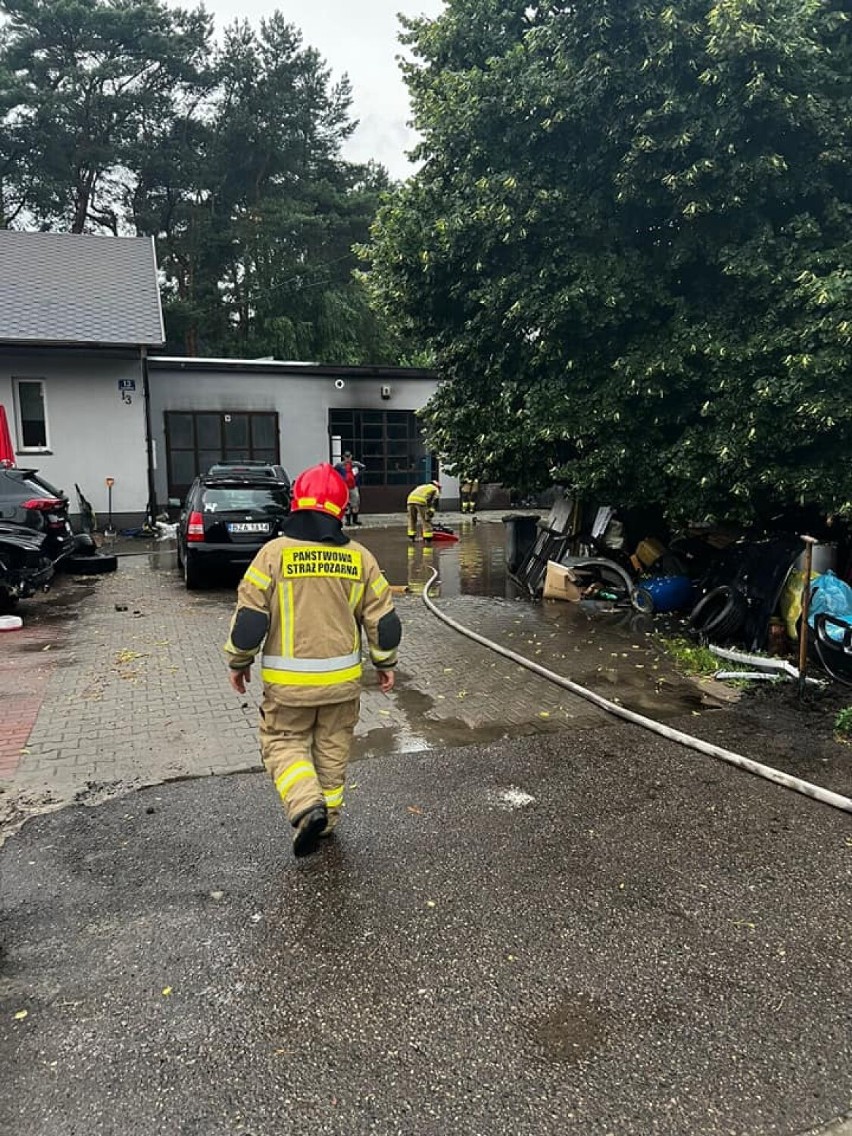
[687,585,748,643]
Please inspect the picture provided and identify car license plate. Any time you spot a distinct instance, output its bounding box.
[227,522,268,534]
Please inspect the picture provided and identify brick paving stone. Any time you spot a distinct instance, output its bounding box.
[1,542,603,829]
[1,520,716,842]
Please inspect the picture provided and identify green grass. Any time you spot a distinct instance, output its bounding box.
[656,636,720,677]
[835,707,852,740]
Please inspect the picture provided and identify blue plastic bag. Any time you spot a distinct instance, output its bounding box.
[808,571,852,642]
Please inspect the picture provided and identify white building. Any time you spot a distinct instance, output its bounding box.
[0,230,163,523]
[0,231,456,524]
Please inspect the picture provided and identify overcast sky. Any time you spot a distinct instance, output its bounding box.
[196,0,445,179]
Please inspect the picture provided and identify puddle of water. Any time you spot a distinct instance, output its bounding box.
[355,521,524,600]
[523,602,706,719]
[142,522,524,601]
[148,548,177,573]
[530,992,609,1064]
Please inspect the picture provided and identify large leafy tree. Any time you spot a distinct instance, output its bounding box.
[0,1,407,362]
[0,0,211,232]
[366,0,852,522]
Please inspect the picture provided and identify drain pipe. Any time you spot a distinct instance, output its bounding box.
[422,570,852,815]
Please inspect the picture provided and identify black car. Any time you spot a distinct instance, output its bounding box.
[176,474,291,588]
[0,467,81,561]
[0,467,117,578]
[0,526,54,613]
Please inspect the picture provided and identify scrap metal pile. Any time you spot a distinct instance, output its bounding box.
[505,501,852,685]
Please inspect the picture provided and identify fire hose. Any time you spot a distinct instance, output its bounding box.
[422,568,852,815]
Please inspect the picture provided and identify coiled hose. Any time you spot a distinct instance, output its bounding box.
[422,569,852,816]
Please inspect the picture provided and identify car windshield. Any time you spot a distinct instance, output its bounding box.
[201,486,289,515]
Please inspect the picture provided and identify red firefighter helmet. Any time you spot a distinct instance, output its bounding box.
[291,463,349,520]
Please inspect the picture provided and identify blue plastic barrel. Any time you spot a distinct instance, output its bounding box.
[631,575,694,614]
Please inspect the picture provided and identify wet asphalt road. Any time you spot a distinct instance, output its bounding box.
[2,726,851,1136]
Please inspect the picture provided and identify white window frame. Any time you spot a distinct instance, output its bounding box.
[12,377,51,453]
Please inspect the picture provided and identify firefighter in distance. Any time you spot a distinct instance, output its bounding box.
[406,480,441,542]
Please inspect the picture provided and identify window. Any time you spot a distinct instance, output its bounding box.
[329,409,431,486]
[13,379,49,450]
[164,411,279,498]
[200,486,290,515]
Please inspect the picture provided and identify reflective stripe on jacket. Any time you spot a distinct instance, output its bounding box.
[224,535,398,707]
[407,484,440,508]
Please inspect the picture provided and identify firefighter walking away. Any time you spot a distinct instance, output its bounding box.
[224,463,401,858]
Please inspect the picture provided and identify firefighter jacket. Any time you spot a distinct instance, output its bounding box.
[224,532,401,708]
[407,483,440,509]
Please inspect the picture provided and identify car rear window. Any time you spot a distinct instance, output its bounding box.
[8,471,65,498]
[200,486,290,514]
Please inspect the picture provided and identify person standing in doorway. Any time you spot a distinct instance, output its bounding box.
[224,462,401,858]
[335,451,365,526]
[407,480,441,542]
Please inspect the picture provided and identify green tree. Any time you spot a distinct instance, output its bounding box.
[131,14,406,360]
[366,0,852,521]
[0,0,211,232]
[0,1,408,364]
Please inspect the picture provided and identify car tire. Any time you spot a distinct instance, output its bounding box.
[74,533,98,554]
[688,585,747,642]
[65,552,119,575]
[183,551,204,590]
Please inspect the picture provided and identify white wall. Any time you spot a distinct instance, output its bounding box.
[147,365,459,505]
[0,351,149,517]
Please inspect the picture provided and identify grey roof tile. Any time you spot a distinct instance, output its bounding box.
[0,231,164,346]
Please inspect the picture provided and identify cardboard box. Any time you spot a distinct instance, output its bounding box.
[542,561,581,602]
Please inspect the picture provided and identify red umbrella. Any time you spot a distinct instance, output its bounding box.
[0,404,16,467]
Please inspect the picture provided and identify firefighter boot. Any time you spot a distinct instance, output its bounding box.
[292,804,328,858]
[319,811,340,839]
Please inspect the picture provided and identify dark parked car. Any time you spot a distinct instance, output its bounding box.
[0,461,120,568]
[176,473,292,589]
[0,526,54,613]
[0,467,115,574]
[0,467,81,562]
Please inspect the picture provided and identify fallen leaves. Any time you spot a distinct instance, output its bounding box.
[13,1010,28,1021]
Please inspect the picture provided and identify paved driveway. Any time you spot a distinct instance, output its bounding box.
[0,520,730,831]
[1,524,850,1135]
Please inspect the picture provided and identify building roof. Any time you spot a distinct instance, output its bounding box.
[149,357,437,380]
[0,231,165,348]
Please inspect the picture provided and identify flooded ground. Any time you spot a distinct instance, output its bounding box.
[57,518,721,728]
[107,515,523,600]
[6,517,850,833]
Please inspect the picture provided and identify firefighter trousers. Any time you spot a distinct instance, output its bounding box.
[259,695,360,830]
[407,502,432,540]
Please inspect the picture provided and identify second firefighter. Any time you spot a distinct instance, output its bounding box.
[407,480,441,542]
